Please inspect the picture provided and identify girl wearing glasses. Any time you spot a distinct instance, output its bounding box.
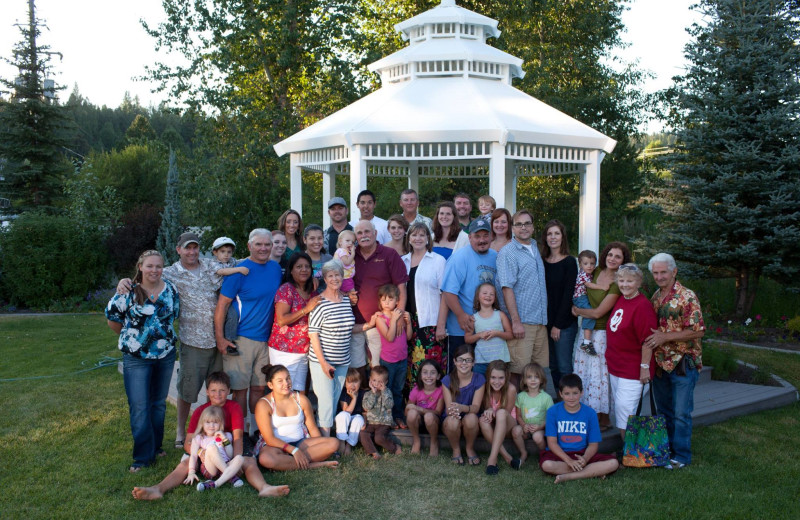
[442,344,485,466]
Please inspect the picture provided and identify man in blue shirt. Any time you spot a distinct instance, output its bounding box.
[215,229,282,422]
[441,217,497,371]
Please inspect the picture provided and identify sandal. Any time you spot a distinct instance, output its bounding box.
[486,464,499,476]
[395,418,408,429]
[451,456,465,466]
[468,455,481,466]
[175,438,186,449]
[129,465,144,473]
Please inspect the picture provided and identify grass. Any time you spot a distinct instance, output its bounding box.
[1,315,799,520]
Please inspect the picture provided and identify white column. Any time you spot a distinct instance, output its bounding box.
[322,164,335,228]
[579,150,603,254]
[290,153,302,214]
[349,145,367,218]
[504,159,516,214]
[488,142,507,209]
[408,161,419,192]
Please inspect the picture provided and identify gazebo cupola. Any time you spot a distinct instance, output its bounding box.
[274,0,616,253]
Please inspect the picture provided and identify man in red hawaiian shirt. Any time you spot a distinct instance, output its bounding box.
[645,253,705,469]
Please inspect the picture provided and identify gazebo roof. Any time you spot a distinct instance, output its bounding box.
[395,0,500,40]
[273,77,616,156]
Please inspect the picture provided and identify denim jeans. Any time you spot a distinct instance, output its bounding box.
[309,361,348,428]
[122,348,176,467]
[548,322,578,392]
[653,364,698,465]
[380,358,407,420]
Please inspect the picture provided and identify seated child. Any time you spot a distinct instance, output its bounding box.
[333,230,357,294]
[359,365,402,459]
[211,237,249,353]
[573,249,603,356]
[479,360,518,475]
[334,368,366,455]
[539,374,619,483]
[511,362,554,468]
[405,360,444,456]
[184,405,244,491]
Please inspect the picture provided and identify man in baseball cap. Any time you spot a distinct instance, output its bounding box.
[324,196,353,254]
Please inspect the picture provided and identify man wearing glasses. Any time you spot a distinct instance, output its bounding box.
[496,209,549,390]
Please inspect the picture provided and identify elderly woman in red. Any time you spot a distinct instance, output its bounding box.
[267,252,322,394]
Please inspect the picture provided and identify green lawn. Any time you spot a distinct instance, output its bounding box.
[1,315,798,520]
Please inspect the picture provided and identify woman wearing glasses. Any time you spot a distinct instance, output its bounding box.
[442,344,485,465]
[106,250,179,473]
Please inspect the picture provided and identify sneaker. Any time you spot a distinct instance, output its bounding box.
[231,476,244,488]
[583,341,598,356]
[667,458,687,469]
[197,480,216,492]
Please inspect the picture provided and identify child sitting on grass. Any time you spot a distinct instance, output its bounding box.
[359,365,402,459]
[334,368,366,456]
[184,405,244,491]
[539,374,618,483]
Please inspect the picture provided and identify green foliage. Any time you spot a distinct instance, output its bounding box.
[156,150,182,265]
[654,0,800,318]
[0,212,108,307]
[105,204,161,276]
[703,346,739,381]
[0,1,72,213]
[124,114,157,145]
[62,162,122,231]
[86,143,168,209]
[786,316,800,335]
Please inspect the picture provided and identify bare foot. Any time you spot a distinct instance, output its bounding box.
[393,446,403,455]
[554,475,564,484]
[343,444,353,456]
[429,442,439,457]
[411,439,421,454]
[259,484,290,497]
[310,460,340,469]
[370,453,382,460]
[132,486,163,501]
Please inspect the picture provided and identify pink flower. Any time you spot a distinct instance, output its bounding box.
[781,315,788,321]
[755,315,762,321]
[715,327,722,334]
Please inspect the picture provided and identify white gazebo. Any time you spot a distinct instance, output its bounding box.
[273,0,616,252]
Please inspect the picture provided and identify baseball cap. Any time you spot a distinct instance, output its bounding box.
[177,232,201,248]
[468,218,491,234]
[327,196,347,209]
[212,236,236,250]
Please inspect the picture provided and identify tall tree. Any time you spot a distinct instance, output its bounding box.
[656,0,800,318]
[156,149,182,265]
[0,0,71,212]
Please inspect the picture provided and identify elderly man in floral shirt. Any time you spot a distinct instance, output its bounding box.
[645,253,705,469]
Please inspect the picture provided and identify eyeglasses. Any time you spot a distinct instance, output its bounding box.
[512,221,533,228]
[455,357,474,364]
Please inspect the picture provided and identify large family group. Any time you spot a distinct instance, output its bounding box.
[105,189,705,500]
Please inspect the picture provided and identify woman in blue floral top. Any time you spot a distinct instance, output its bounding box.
[106,250,180,473]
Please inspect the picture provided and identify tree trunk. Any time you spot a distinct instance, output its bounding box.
[734,267,749,319]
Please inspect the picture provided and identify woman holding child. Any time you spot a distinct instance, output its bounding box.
[540,220,579,390]
[267,252,322,393]
[402,222,448,388]
[605,263,657,437]
[106,249,179,473]
[254,364,339,470]
[571,241,630,429]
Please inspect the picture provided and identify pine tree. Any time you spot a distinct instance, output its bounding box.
[0,0,71,212]
[657,0,800,318]
[156,149,182,265]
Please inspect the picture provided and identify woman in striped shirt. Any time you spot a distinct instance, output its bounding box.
[308,260,376,436]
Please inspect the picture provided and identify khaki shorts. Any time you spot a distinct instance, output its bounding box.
[176,343,222,403]
[223,336,269,390]
[507,324,548,374]
[349,328,382,368]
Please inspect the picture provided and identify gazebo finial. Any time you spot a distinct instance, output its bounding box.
[440,0,456,6]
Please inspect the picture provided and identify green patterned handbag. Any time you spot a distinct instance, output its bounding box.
[622,383,671,468]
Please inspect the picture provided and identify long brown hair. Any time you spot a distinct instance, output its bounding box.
[277,209,305,250]
[482,360,511,410]
[449,343,475,401]
[132,250,163,305]
[433,201,461,242]
[539,219,569,259]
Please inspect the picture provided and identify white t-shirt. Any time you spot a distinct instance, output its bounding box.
[349,215,391,244]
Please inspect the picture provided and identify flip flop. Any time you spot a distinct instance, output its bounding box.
[451,456,465,466]
[395,418,408,429]
[175,439,186,449]
[468,455,481,466]
[486,464,499,476]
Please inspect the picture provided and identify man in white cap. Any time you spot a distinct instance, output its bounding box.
[323,196,353,254]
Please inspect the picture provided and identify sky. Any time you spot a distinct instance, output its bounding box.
[0,0,701,131]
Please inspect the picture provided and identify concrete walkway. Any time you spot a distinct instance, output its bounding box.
[125,359,798,454]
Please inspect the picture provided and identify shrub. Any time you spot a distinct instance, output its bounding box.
[786,316,800,335]
[703,346,738,381]
[0,212,109,308]
[106,204,161,275]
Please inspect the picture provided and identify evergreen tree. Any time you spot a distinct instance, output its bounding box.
[156,149,182,265]
[656,0,800,317]
[0,0,71,212]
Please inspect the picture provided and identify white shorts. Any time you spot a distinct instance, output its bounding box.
[609,374,647,430]
[268,348,308,391]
